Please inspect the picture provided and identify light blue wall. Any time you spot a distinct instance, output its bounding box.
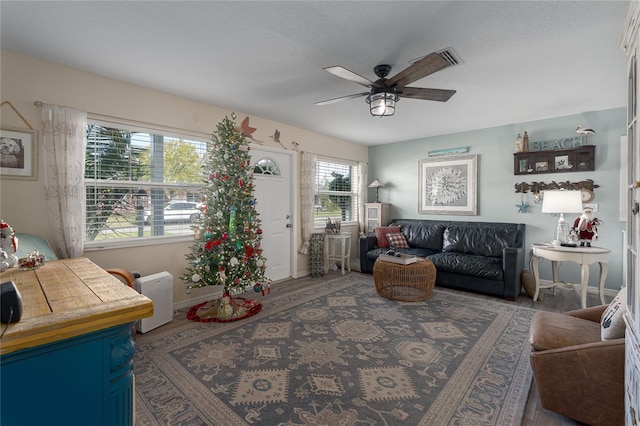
[368,107,626,292]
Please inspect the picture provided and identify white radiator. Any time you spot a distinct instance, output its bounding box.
[135,271,174,333]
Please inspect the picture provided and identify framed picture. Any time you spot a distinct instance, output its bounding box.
[1,128,37,180]
[535,161,548,172]
[554,154,572,170]
[418,154,477,215]
[518,158,529,173]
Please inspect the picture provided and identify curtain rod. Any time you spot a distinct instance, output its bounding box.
[33,100,212,140]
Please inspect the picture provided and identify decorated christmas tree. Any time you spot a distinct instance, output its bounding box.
[182,114,268,322]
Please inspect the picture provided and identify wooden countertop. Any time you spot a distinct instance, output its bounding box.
[0,257,154,355]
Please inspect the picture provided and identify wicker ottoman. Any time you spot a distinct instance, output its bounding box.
[373,257,437,301]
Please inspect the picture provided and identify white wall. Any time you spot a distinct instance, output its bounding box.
[0,49,368,305]
[368,108,626,292]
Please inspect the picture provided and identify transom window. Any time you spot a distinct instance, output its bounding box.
[254,158,281,175]
[314,157,359,227]
[84,121,206,246]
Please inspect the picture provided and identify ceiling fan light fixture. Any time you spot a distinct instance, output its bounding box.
[366,92,399,117]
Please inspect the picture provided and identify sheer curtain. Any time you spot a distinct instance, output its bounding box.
[41,104,87,258]
[297,151,316,254]
[357,162,368,236]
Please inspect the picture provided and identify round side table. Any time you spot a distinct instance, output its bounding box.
[373,257,437,301]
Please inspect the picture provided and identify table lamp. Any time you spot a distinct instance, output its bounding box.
[369,178,385,203]
[541,190,584,246]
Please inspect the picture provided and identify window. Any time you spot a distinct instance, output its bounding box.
[314,157,359,227]
[253,158,281,175]
[84,121,207,246]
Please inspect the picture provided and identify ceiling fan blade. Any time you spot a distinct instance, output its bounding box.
[387,52,450,88]
[399,87,456,102]
[324,66,378,88]
[315,92,370,106]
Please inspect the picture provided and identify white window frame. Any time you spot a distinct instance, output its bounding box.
[313,156,359,228]
[84,117,208,250]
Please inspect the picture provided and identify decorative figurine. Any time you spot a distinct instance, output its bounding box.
[0,249,9,272]
[567,228,580,246]
[515,134,523,153]
[0,220,18,268]
[573,207,604,247]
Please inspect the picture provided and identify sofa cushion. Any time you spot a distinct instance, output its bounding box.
[386,233,409,249]
[601,287,627,340]
[374,226,401,248]
[530,311,602,351]
[442,225,518,258]
[428,252,504,281]
[398,223,446,251]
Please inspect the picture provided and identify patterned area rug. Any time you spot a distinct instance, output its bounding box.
[134,274,535,425]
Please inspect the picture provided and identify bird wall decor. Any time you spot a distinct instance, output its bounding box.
[576,125,595,135]
[270,129,299,151]
[576,125,595,143]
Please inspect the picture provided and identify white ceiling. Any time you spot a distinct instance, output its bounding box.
[0,1,630,146]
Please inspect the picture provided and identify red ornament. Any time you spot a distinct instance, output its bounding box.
[235,278,240,284]
[222,233,229,240]
[257,228,263,235]
[245,245,255,257]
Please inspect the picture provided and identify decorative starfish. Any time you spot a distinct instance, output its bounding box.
[516,201,529,213]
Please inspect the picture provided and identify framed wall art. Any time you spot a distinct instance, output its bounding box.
[419,154,477,215]
[1,128,37,180]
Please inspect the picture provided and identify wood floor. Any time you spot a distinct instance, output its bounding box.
[268,270,605,426]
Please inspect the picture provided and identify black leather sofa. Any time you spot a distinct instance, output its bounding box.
[360,219,526,300]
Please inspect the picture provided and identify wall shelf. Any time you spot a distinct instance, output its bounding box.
[513,145,595,175]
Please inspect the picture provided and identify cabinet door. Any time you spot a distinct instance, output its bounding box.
[574,146,595,170]
[367,205,380,220]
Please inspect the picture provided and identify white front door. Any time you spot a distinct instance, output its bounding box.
[252,148,293,282]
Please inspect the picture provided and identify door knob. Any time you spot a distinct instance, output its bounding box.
[286,224,292,228]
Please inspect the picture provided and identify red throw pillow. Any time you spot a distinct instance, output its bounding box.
[375,226,401,248]
[386,233,410,249]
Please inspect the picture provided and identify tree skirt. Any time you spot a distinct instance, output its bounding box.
[187,296,262,322]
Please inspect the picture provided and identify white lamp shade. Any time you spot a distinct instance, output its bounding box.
[541,190,583,245]
[541,190,583,214]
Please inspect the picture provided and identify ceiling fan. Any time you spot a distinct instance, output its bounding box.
[315,52,457,116]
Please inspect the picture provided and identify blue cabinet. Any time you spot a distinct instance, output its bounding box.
[0,258,153,426]
[1,323,136,426]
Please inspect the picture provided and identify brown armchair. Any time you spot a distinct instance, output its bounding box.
[528,305,625,426]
